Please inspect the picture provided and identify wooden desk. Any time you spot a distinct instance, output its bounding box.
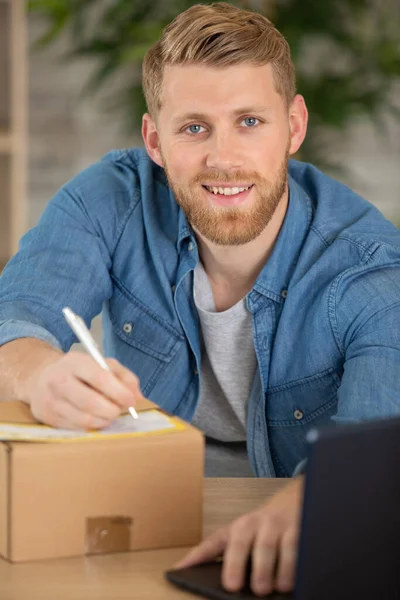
[0,478,286,599]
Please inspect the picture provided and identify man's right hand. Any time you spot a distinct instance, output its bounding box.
[26,352,144,430]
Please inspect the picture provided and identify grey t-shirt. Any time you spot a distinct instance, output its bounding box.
[192,261,257,477]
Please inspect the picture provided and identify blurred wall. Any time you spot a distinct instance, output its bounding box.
[29,18,142,228]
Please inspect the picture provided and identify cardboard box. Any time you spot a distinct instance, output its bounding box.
[0,399,204,563]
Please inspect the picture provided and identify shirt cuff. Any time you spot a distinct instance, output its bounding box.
[0,320,62,351]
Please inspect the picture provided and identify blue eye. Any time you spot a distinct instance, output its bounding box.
[242,117,259,127]
[186,124,206,134]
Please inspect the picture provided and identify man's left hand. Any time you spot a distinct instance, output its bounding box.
[175,475,304,597]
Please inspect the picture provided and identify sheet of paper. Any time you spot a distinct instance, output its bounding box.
[0,410,179,443]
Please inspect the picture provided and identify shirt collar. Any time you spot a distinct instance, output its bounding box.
[252,174,313,302]
[177,200,194,253]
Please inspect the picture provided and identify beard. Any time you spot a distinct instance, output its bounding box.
[162,146,290,246]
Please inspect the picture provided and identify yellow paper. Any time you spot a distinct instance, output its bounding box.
[0,410,186,443]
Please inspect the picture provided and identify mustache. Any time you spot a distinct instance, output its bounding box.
[191,170,266,185]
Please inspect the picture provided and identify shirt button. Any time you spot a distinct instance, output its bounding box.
[188,242,194,251]
[294,409,304,421]
[281,289,288,299]
[171,284,176,293]
[194,368,198,375]
[123,322,133,334]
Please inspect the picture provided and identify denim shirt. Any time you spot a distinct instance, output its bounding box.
[1,148,400,477]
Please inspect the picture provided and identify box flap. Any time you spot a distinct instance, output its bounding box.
[0,397,159,425]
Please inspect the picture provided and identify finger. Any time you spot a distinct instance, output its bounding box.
[275,528,299,593]
[106,359,145,402]
[250,519,280,596]
[222,516,256,592]
[174,528,228,569]
[66,354,137,410]
[52,374,121,422]
[53,396,111,430]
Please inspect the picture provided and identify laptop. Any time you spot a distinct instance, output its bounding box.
[166,416,400,599]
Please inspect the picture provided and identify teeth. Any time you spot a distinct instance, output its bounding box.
[206,185,251,196]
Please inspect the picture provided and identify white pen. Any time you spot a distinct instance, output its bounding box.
[62,307,139,420]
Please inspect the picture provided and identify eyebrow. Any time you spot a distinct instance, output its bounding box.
[171,106,274,126]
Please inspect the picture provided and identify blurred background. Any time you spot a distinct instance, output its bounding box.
[1,0,399,344]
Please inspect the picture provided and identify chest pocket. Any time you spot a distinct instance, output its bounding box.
[266,368,341,476]
[108,286,183,396]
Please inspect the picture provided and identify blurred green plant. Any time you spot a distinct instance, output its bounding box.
[28,0,400,173]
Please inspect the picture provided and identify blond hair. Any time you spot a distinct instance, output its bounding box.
[142,2,296,118]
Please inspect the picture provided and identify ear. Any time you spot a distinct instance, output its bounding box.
[288,95,308,156]
[142,113,164,167]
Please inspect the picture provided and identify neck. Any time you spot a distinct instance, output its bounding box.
[195,189,289,293]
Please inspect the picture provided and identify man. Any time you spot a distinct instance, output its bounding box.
[0,1,399,596]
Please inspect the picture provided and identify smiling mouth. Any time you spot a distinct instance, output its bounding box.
[202,184,254,197]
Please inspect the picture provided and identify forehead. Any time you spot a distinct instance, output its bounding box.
[160,63,281,116]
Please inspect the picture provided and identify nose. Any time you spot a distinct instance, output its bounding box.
[205,130,245,171]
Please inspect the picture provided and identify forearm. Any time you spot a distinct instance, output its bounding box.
[0,338,62,404]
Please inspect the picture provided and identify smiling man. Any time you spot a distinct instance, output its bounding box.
[146,62,296,250]
[0,2,400,596]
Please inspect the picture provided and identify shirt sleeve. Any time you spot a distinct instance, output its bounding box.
[292,244,400,477]
[331,244,400,424]
[0,320,62,350]
[0,161,130,352]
